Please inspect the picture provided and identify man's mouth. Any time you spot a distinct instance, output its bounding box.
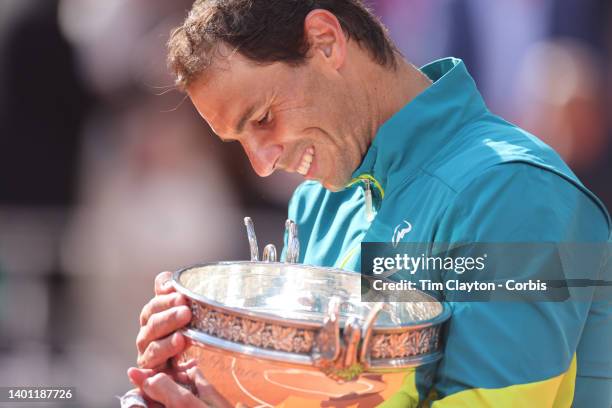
[296,146,314,176]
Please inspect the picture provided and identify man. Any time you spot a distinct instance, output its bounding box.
[128,0,612,406]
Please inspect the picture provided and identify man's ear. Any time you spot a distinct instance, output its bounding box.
[304,9,347,70]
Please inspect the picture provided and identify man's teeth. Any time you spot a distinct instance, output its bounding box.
[297,148,314,176]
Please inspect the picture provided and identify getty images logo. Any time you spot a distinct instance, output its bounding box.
[392,220,412,248]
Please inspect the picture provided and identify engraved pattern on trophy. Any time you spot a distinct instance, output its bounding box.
[370,325,440,359]
[191,302,315,354]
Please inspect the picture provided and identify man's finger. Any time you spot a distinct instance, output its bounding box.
[173,370,191,385]
[126,369,173,408]
[127,367,156,388]
[188,367,233,408]
[128,365,190,391]
[137,332,185,369]
[174,358,198,371]
[136,305,191,354]
[154,271,174,295]
[140,292,189,326]
[142,372,205,408]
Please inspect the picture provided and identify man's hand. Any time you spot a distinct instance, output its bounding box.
[127,364,235,408]
[136,271,192,369]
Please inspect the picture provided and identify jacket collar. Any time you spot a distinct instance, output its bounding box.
[349,57,488,196]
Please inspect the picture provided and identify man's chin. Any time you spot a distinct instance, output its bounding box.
[321,178,347,192]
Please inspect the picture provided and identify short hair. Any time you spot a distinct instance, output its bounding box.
[167,0,398,89]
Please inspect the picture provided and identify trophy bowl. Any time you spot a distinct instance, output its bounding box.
[173,260,450,407]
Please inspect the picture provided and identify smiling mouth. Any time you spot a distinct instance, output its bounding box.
[296,146,314,176]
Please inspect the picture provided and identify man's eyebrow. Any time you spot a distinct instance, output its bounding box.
[235,104,257,134]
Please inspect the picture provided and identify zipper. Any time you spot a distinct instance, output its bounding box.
[346,174,385,222]
[364,179,374,222]
[337,174,384,268]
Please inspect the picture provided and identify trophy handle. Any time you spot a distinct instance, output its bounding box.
[262,244,277,262]
[359,302,386,369]
[243,216,298,263]
[284,219,300,263]
[313,296,342,365]
[243,217,259,261]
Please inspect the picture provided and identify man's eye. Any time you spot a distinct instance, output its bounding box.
[257,111,271,126]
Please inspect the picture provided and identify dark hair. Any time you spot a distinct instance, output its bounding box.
[167,0,398,88]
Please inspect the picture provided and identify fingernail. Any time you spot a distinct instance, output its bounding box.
[177,306,191,320]
[172,332,183,347]
[127,367,144,386]
[174,292,188,305]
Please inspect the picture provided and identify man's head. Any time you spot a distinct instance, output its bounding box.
[167,0,398,191]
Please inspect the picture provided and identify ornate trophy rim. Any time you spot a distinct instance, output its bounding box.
[173,261,451,373]
[172,261,451,330]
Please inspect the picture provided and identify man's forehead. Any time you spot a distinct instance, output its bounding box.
[188,53,285,134]
[188,73,256,137]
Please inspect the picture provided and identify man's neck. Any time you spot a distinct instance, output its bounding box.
[363,56,433,145]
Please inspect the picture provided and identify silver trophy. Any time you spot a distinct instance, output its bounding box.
[172,217,450,406]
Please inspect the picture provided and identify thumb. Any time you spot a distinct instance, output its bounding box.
[127,367,156,388]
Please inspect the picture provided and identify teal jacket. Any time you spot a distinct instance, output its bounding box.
[285,58,612,407]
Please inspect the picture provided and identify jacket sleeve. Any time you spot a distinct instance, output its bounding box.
[417,163,610,407]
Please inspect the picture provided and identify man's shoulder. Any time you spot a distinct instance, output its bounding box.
[427,116,577,194]
[394,116,611,236]
[440,165,610,243]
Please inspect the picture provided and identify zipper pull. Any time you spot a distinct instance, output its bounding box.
[364,179,374,222]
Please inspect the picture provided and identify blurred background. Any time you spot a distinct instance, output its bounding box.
[0,0,610,406]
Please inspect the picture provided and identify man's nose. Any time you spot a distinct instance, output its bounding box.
[243,140,283,177]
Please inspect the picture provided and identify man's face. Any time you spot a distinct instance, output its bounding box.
[188,51,367,191]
